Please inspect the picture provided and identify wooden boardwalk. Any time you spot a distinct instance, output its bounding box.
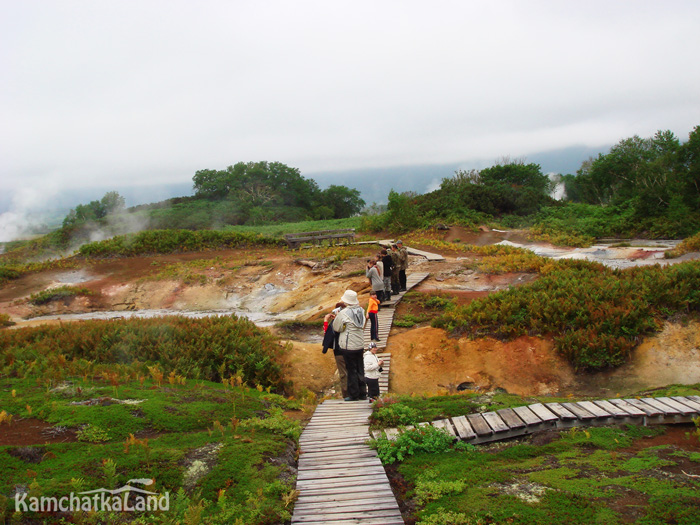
[291,273,431,524]
[292,399,404,524]
[372,395,700,445]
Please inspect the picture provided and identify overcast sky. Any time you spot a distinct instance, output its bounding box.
[1,0,700,232]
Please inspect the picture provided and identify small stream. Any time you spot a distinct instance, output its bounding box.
[497,239,682,269]
[21,308,299,327]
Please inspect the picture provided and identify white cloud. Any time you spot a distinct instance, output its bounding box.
[1,0,699,197]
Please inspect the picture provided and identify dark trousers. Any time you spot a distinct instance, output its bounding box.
[343,349,367,400]
[399,270,407,290]
[366,377,380,399]
[368,312,378,340]
[391,271,400,294]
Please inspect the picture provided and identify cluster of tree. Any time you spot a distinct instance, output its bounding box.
[563,127,700,223]
[191,161,365,223]
[366,160,556,232]
[62,191,126,229]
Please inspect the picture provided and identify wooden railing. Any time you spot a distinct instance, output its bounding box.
[284,228,355,249]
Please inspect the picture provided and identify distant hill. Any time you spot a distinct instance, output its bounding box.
[309,144,610,205]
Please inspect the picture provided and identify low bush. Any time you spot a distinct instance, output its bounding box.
[77,229,279,258]
[28,285,94,305]
[434,258,700,371]
[665,231,700,258]
[0,315,287,390]
[370,425,474,464]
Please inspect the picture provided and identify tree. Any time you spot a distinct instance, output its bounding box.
[62,191,126,228]
[320,185,365,219]
[479,162,552,196]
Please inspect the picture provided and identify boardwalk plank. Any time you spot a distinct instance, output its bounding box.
[608,398,647,417]
[467,414,493,436]
[562,402,596,420]
[655,397,697,416]
[384,428,401,441]
[591,400,629,418]
[294,498,400,511]
[624,398,662,416]
[545,403,577,420]
[296,476,391,491]
[575,401,611,419]
[292,509,404,523]
[296,490,395,504]
[641,397,681,415]
[432,419,457,438]
[482,412,510,433]
[451,416,476,440]
[497,408,526,429]
[672,396,700,412]
[528,403,559,422]
[512,406,542,426]
[298,459,383,471]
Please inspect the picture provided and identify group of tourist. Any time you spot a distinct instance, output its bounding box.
[322,241,409,402]
[366,240,408,303]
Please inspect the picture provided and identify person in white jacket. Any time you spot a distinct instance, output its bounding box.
[364,342,384,401]
[332,290,367,401]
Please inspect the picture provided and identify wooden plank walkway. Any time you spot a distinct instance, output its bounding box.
[372,396,700,445]
[292,399,404,524]
[290,272,433,523]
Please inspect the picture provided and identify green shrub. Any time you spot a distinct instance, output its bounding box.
[394,313,429,328]
[372,403,421,427]
[28,285,94,305]
[77,229,279,258]
[76,424,110,442]
[0,315,286,390]
[370,425,474,464]
[434,257,700,371]
[665,232,700,258]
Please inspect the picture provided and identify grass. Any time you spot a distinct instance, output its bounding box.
[396,422,700,524]
[0,314,301,523]
[0,360,303,523]
[223,217,362,238]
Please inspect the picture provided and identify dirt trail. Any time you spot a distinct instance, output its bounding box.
[2,227,700,398]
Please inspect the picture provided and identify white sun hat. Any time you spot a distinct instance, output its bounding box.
[340,289,359,306]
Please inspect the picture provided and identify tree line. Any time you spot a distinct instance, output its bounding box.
[364,125,700,239]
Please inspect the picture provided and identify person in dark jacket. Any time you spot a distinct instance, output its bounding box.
[332,290,367,401]
[322,304,347,398]
[380,249,393,303]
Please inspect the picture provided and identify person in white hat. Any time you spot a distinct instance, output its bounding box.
[332,289,367,401]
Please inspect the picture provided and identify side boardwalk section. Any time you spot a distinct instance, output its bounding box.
[293,399,404,524]
[372,396,700,445]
